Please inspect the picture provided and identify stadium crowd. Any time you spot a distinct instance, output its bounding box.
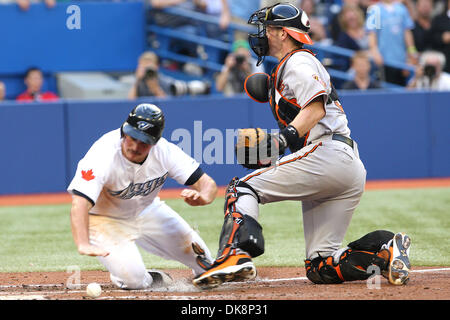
[0,0,449,102]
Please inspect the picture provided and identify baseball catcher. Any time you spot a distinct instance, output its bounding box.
[193,3,411,289]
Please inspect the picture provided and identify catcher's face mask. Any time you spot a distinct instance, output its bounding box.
[247,3,313,66]
[248,7,271,66]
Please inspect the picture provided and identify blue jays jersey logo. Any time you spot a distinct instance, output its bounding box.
[108,172,168,199]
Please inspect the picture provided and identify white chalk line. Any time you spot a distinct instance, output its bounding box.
[248,267,450,283]
[411,267,450,273]
[0,267,448,299]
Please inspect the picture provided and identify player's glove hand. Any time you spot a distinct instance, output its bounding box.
[235,128,288,169]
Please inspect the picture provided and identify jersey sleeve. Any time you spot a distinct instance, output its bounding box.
[401,4,414,30]
[284,59,328,108]
[67,146,110,205]
[160,139,201,185]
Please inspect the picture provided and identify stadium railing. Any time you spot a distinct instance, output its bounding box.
[147,5,415,90]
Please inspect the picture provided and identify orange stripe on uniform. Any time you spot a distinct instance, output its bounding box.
[303,131,310,147]
[334,100,344,113]
[335,264,345,281]
[274,103,289,127]
[301,90,327,109]
[242,142,322,182]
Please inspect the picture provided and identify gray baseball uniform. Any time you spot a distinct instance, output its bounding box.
[235,49,366,260]
[193,3,409,289]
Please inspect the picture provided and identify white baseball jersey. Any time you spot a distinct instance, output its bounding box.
[67,129,201,219]
[275,49,351,143]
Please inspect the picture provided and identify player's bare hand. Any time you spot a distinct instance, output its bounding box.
[77,244,110,257]
[224,54,237,69]
[181,189,207,206]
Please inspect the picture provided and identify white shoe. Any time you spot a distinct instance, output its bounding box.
[148,269,173,288]
[388,233,411,285]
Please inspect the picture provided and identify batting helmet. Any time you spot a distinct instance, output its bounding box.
[248,3,313,65]
[121,103,165,145]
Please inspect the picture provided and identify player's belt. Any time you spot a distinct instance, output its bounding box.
[332,134,354,149]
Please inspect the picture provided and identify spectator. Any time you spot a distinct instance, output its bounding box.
[128,51,168,99]
[412,0,434,53]
[196,0,231,32]
[342,51,382,90]
[16,67,58,102]
[366,0,418,86]
[336,5,368,51]
[407,50,450,90]
[334,4,369,70]
[127,51,211,98]
[329,0,368,42]
[215,39,264,96]
[0,81,5,102]
[430,0,450,73]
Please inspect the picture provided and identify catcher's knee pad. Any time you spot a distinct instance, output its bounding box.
[305,249,389,284]
[216,177,264,261]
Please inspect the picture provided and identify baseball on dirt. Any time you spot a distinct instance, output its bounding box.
[86,282,102,298]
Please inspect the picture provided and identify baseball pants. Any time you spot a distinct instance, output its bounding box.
[236,135,367,260]
[88,197,212,289]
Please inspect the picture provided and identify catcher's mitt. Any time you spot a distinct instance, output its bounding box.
[235,128,287,169]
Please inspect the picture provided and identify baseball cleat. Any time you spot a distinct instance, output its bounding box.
[148,269,173,288]
[387,232,411,285]
[192,254,257,290]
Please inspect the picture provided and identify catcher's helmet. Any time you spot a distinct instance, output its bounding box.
[122,103,165,145]
[248,3,313,65]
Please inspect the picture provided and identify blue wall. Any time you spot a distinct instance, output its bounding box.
[0,2,145,99]
[1,102,67,194]
[0,91,449,195]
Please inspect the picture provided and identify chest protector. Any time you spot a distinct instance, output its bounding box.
[268,49,340,153]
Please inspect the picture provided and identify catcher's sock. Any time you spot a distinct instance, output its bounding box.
[234,193,259,221]
[331,247,351,264]
[380,239,393,251]
[234,248,251,257]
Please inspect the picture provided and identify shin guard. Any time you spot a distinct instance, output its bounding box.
[216,177,264,263]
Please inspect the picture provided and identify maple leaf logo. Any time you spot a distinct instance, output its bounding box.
[81,169,95,181]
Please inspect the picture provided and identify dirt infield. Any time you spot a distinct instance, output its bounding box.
[0,267,449,300]
[1,178,449,302]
